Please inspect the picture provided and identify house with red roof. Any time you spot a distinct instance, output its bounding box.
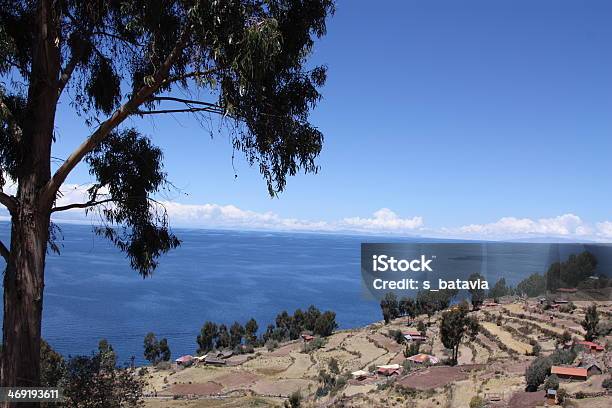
[550,366,587,381]
[576,341,604,353]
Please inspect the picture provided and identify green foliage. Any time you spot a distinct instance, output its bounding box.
[302,337,326,353]
[380,292,399,323]
[229,321,245,348]
[417,320,427,335]
[197,321,218,354]
[284,390,302,408]
[216,324,230,349]
[265,339,279,351]
[488,277,509,300]
[602,377,612,390]
[581,304,600,341]
[158,338,171,362]
[40,340,65,388]
[313,311,338,337]
[143,332,160,365]
[404,342,420,358]
[556,388,567,403]
[0,0,334,274]
[328,357,340,374]
[469,396,486,408]
[416,289,458,316]
[468,273,486,309]
[87,129,180,276]
[549,348,576,365]
[399,297,416,318]
[41,339,144,407]
[525,356,552,392]
[545,251,597,290]
[389,329,404,344]
[544,374,559,391]
[516,273,547,297]
[245,318,258,345]
[439,301,479,365]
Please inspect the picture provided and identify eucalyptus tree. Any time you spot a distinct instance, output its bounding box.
[0,0,334,393]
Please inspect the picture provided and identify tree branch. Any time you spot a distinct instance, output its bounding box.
[40,27,191,209]
[149,96,223,108]
[136,106,225,115]
[51,198,116,213]
[162,68,219,85]
[0,240,9,263]
[0,192,17,214]
[57,52,80,95]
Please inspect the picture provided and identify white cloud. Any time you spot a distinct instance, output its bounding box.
[1,180,610,240]
[339,208,424,232]
[449,214,591,238]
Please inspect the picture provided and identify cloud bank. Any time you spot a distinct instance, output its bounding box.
[1,182,609,241]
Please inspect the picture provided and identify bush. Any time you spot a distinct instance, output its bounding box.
[284,390,302,408]
[544,374,559,391]
[265,339,279,351]
[550,349,576,365]
[556,388,567,404]
[302,337,326,353]
[404,342,420,358]
[313,311,338,337]
[525,356,552,391]
[388,329,403,344]
[469,396,485,408]
[602,377,612,390]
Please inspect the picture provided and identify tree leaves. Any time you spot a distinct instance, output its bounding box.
[86,128,179,276]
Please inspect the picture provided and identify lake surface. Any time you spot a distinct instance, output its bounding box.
[0,222,604,364]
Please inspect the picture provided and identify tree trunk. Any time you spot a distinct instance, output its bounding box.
[1,207,49,399]
[1,2,59,406]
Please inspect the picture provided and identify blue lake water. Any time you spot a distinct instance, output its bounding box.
[0,222,605,364]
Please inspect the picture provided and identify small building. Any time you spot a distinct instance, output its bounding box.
[576,341,605,353]
[546,389,557,404]
[351,370,369,380]
[217,350,234,359]
[203,355,226,366]
[175,355,194,365]
[556,288,577,294]
[403,330,427,342]
[406,353,439,365]
[376,364,401,376]
[301,333,315,342]
[578,359,604,376]
[550,366,587,381]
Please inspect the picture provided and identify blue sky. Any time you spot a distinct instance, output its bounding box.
[44,0,612,239]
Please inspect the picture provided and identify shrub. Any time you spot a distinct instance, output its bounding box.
[404,343,420,358]
[469,396,485,408]
[389,329,404,344]
[550,349,576,365]
[302,337,326,353]
[525,356,552,391]
[556,388,567,404]
[601,377,612,390]
[284,390,302,408]
[544,374,559,391]
[265,339,279,351]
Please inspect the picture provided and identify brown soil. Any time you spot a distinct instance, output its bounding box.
[397,364,485,390]
[164,381,223,396]
[507,390,545,408]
